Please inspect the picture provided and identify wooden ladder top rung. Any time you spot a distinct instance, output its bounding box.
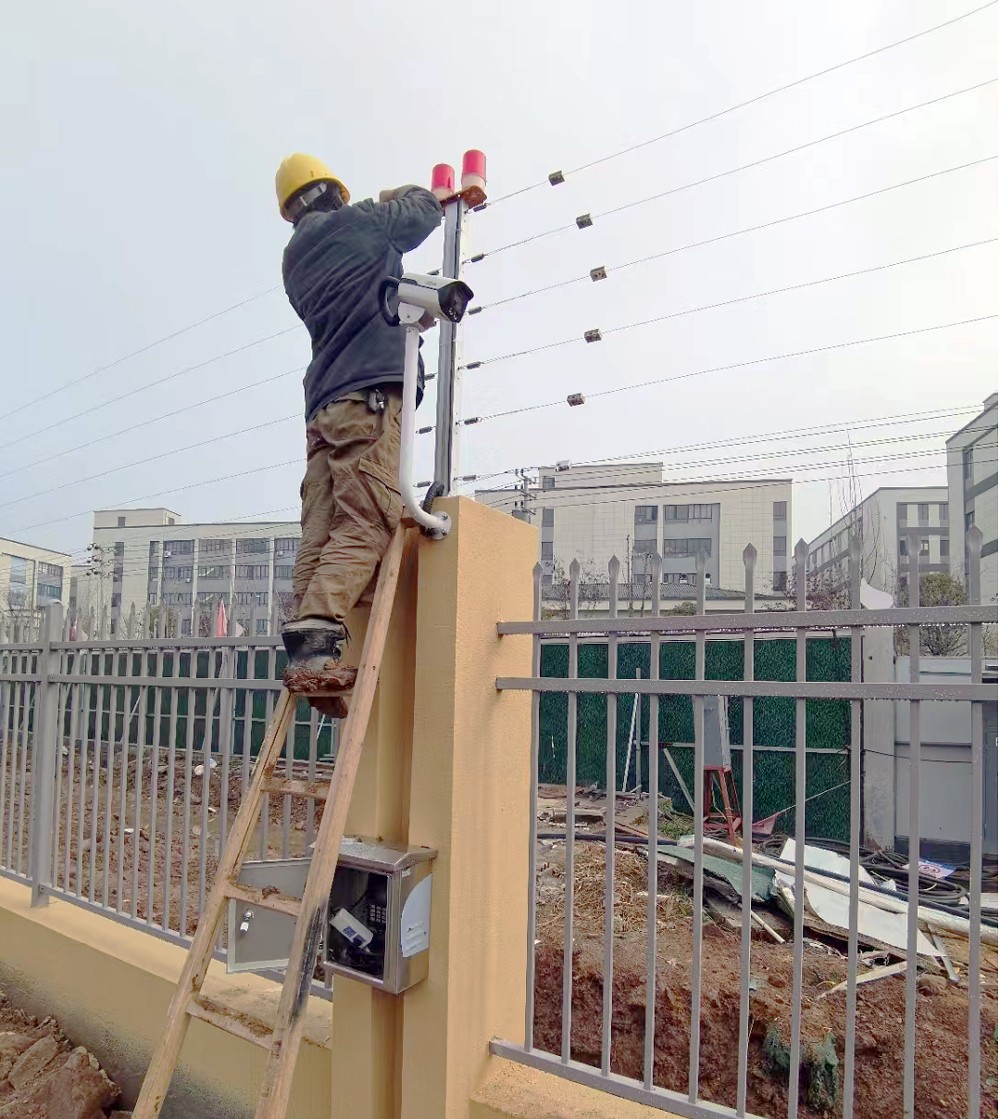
[261,777,330,802]
[226,880,303,918]
[187,995,273,1050]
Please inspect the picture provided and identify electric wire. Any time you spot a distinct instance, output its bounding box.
[6,287,279,421]
[464,316,996,424]
[482,1,998,207]
[0,326,298,455]
[472,157,997,313]
[467,240,995,369]
[472,80,997,260]
[0,366,305,485]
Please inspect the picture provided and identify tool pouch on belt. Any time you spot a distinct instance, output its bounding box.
[366,388,386,414]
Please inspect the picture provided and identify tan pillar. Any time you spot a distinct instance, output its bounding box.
[329,534,420,1119]
[401,498,536,1117]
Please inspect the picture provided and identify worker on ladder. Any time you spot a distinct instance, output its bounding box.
[274,154,442,713]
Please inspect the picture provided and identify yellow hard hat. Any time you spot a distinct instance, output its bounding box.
[275,153,350,221]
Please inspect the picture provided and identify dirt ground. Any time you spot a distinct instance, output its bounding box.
[533,841,999,1119]
[0,992,123,1118]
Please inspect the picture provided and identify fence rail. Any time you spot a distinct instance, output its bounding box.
[0,613,337,992]
[495,529,998,1119]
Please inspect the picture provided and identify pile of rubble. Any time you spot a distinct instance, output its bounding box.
[0,993,126,1119]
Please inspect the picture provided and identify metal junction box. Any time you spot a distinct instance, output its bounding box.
[226,838,435,996]
[323,837,436,994]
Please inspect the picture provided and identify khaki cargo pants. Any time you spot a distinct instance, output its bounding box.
[292,389,403,622]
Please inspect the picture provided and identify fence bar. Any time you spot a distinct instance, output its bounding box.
[199,663,216,914]
[0,675,13,870]
[561,560,580,1065]
[736,545,756,1115]
[76,668,92,900]
[132,658,150,920]
[902,532,921,1119]
[116,672,138,912]
[524,564,542,1050]
[147,645,164,926]
[601,556,620,1077]
[101,662,119,908]
[51,676,65,891]
[16,680,31,876]
[843,536,862,1119]
[62,657,82,893]
[643,553,662,1090]
[162,667,179,933]
[29,605,62,905]
[688,550,707,1104]
[179,684,196,936]
[219,615,238,854]
[966,527,984,1119]
[89,663,104,903]
[787,541,808,1118]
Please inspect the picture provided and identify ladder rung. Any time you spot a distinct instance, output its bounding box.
[226,880,303,917]
[187,995,273,1050]
[261,777,330,802]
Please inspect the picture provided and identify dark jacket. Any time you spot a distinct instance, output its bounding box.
[282,186,443,420]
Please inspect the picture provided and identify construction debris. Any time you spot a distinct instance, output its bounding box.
[818,960,908,999]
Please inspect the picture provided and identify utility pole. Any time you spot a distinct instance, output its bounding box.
[432,151,486,496]
[512,468,534,522]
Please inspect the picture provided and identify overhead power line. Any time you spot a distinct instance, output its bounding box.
[460,316,996,425]
[0,326,298,456]
[466,240,996,369]
[470,406,983,489]
[473,80,997,260]
[472,157,997,313]
[6,287,279,422]
[0,366,305,485]
[482,1,998,207]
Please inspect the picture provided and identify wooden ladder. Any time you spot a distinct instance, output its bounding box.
[132,524,407,1119]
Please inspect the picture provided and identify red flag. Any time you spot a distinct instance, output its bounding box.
[214,599,227,638]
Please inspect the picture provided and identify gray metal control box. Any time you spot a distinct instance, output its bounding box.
[702,695,731,768]
[226,838,435,996]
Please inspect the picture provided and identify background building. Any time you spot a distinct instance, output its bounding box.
[0,537,71,632]
[477,463,792,598]
[947,392,998,605]
[807,486,950,598]
[84,508,301,635]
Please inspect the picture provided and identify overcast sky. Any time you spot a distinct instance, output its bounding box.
[1,0,996,566]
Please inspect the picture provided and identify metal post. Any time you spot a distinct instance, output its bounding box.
[29,603,63,906]
[433,198,467,494]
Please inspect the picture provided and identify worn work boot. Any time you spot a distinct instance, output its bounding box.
[281,619,355,718]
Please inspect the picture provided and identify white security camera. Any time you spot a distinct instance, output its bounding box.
[379,272,474,326]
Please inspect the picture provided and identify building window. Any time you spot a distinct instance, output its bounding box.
[274,565,294,580]
[113,563,124,582]
[773,501,787,520]
[634,506,658,524]
[918,503,929,525]
[662,538,712,557]
[117,516,126,528]
[540,542,554,560]
[114,541,125,557]
[164,540,194,556]
[773,536,787,557]
[897,503,909,523]
[633,539,658,555]
[234,564,270,580]
[273,537,299,555]
[148,566,159,582]
[541,508,554,528]
[236,538,270,554]
[149,540,160,556]
[181,618,192,637]
[37,584,61,599]
[940,537,950,559]
[168,517,175,525]
[689,504,714,520]
[37,562,62,578]
[939,503,949,524]
[963,448,973,480]
[148,593,157,605]
[541,476,555,491]
[772,571,787,592]
[162,592,192,606]
[919,538,930,558]
[965,510,975,531]
[256,618,270,636]
[199,538,230,554]
[664,505,689,522]
[235,591,269,607]
[899,538,908,557]
[163,566,193,581]
[662,573,692,585]
[8,556,26,586]
[111,593,122,608]
[198,565,229,580]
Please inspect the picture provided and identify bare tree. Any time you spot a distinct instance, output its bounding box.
[895,572,969,656]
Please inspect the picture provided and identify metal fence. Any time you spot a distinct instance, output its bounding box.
[493,530,998,1119]
[0,609,337,978]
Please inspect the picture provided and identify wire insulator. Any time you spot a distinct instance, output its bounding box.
[464,361,483,370]
[590,266,608,282]
[417,426,434,435]
[469,253,485,264]
[463,417,482,426]
[469,306,483,315]
[576,213,594,229]
[584,329,602,343]
[567,393,586,407]
[549,171,566,186]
